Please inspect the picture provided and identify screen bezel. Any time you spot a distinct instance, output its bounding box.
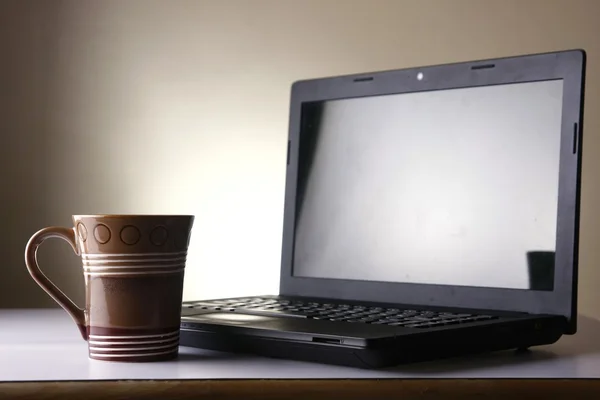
[279,50,586,333]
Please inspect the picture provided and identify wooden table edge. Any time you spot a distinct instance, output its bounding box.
[1,379,600,399]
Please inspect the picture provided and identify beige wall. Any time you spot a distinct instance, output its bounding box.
[1,0,599,319]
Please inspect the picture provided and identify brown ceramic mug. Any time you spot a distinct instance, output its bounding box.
[24,215,194,362]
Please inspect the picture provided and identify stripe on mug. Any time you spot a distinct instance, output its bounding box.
[89,348,178,358]
[83,262,185,270]
[89,342,178,352]
[89,330,180,340]
[82,251,188,258]
[83,268,185,276]
[83,257,187,265]
[89,336,180,346]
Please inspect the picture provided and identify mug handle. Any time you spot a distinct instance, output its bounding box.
[24,226,88,340]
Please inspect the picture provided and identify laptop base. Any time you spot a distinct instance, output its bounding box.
[180,301,566,368]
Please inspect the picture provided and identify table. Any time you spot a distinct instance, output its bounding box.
[1,310,600,399]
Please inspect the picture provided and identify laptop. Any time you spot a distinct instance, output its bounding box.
[179,49,587,368]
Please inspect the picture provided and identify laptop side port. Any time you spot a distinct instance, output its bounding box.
[312,337,343,345]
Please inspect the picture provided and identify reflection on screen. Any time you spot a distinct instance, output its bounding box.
[293,80,563,290]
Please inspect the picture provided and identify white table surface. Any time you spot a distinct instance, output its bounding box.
[1,309,599,381]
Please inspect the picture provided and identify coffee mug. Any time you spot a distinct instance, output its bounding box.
[24,215,194,362]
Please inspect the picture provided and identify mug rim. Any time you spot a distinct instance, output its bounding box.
[73,214,195,218]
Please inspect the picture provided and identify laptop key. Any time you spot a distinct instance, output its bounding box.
[441,319,462,325]
[388,322,412,326]
[406,316,432,322]
[473,315,495,320]
[360,317,379,322]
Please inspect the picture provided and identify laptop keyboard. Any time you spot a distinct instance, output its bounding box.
[184,297,499,329]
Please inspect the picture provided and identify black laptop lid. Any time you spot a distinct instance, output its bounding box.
[280,50,586,333]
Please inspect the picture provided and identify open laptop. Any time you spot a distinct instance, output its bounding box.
[180,49,587,368]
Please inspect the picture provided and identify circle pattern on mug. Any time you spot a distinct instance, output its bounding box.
[94,224,111,244]
[150,226,168,246]
[120,225,141,245]
[77,222,87,242]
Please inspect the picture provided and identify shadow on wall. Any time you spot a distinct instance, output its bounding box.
[0,2,84,308]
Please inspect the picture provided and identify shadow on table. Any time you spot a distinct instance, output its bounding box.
[384,315,600,374]
[176,349,252,363]
[385,347,559,374]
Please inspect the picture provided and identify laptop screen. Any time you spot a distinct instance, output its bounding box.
[293,80,564,291]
